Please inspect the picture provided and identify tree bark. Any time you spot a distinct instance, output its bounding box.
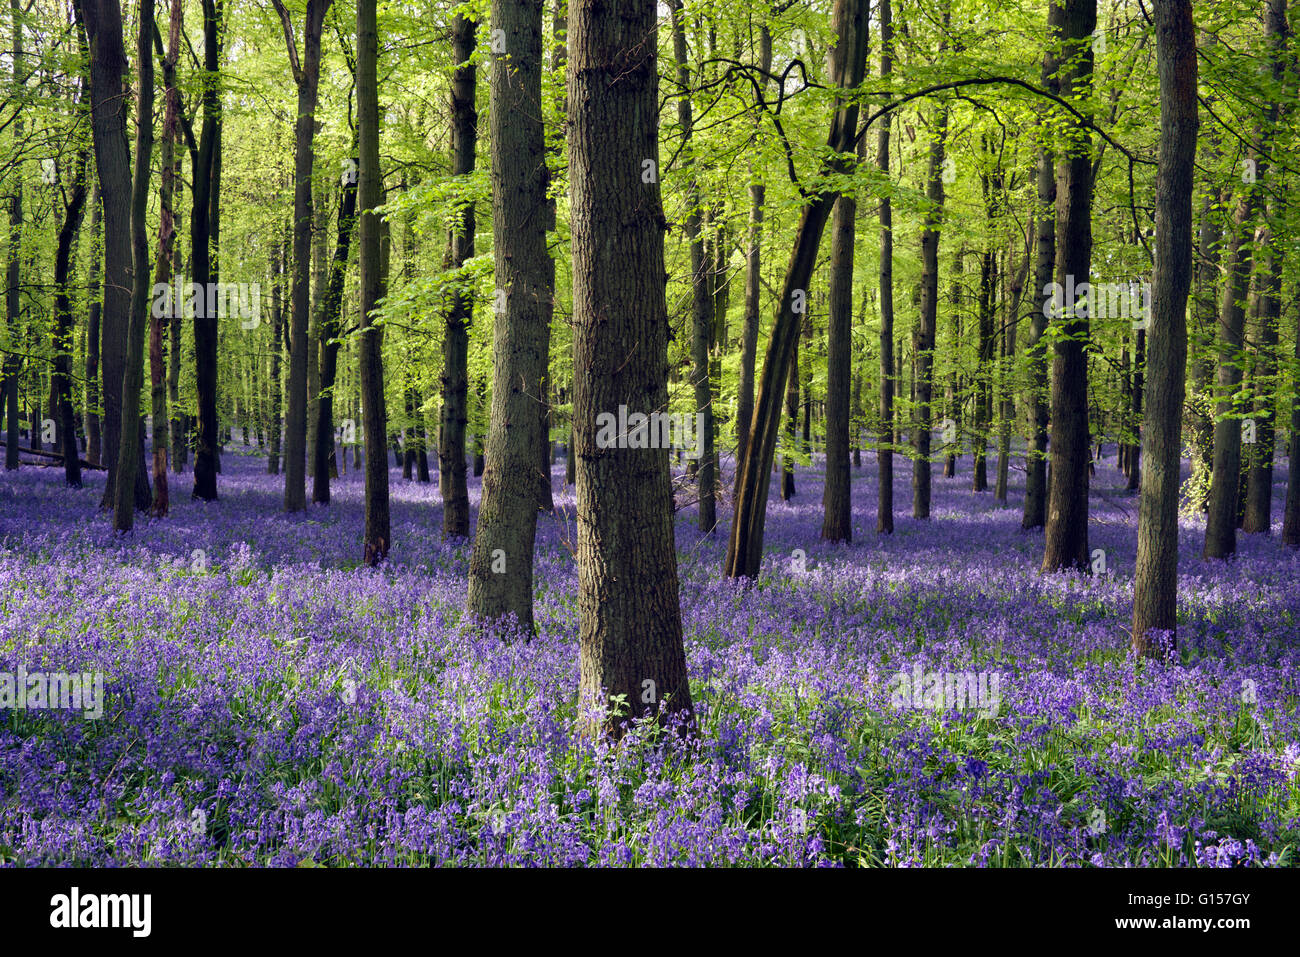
[1132,0,1196,655]
[466,0,552,630]
[1041,0,1096,574]
[570,0,694,734]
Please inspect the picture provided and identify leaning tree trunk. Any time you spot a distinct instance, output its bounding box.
[1041,0,1096,574]
[570,0,694,735]
[1204,0,1285,559]
[466,0,551,632]
[1131,0,1196,656]
[725,0,869,578]
[737,24,771,468]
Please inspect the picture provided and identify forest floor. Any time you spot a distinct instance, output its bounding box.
[0,446,1297,865]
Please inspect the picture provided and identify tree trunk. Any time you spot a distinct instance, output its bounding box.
[310,156,359,503]
[725,0,869,578]
[268,238,283,474]
[1022,2,1061,531]
[1131,0,1196,655]
[1242,225,1281,533]
[438,9,476,538]
[914,78,948,518]
[86,188,103,466]
[737,24,771,467]
[876,0,894,533]
[111,0,155,531]
[357,0,390,565]
[276,0,330,512]
[468,0,552,630]
[1041,0,1096,574]
[570,0,694,735]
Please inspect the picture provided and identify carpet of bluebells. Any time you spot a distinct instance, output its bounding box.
[1,442,1298,867]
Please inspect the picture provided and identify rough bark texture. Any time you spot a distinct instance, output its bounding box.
[1041,0,1095,574]
[570,0,693,734]
[1131,0,1196,655]
[821,172,858,541]
[467,0,551,631]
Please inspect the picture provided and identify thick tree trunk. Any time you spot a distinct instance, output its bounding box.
[1283,303,1300,546]
[913,90,947,518]
[1041,0,1096,574]
[1242,226,1281,533]
[1132,0,1196,655]
[725,0,869,578]
[466,0,552,629]
[570,0,694,734]
[438,9,476,537]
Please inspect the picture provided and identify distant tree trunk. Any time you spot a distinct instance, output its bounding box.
[1242,225,1281,533]
[1022,2,1061,531]
[725,0,869,579]
[914,73,948,518]
[737,24,771,467]
[1041,0,1095,574]
[150,0,183,514]
[781,337,798,500]
[267,239,283,474]
[1132,0,1195,655]
[1125,326,1145,491]
[112,0,155,531]
[972,239,995,493]
[438,8,475,538]
[995,235,1028,503]
[1282,299,1300,547]
[570,0,694,734]
[274,0,330,512]
[310,156,359,503]
[52,85,91,488]
[85,189,103,466]
[467,0,550,630]
[1186,186,1222,510]
[357,0,390,564]
[1205,1,1285,559]
[876,0,894,533]
[190,0,223,501]
[669,0,716,533]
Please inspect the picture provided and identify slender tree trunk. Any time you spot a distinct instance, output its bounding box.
[876,0,894,533]
[1126,326,1145,491]
[1041,0,1096,574]
[357,0,389,564]
[275,0,330,512]
[782,336,798,500]
[268,239,283,474]
[1242,225,1281,533]
[438,8,475,537]
[1282,295,1300,546]
[737,23,771,467]
[1023,3,1061,531]
[569,0,694,734]
[86,188,103,466]
[468,0,551,630]
[310,159,359,503]
[1132,0,1196,655]
[4,0,23,473]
